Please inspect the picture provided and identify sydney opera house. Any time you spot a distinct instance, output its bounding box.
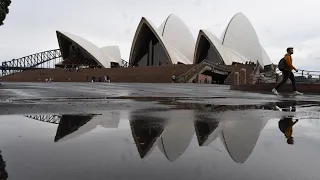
[2,12,274,83]
[55,12,272,69]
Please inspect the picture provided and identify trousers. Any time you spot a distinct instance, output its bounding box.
[275,70,296,91]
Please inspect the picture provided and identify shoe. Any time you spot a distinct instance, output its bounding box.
[293,91,303,95]
[272,88,279,95]
[275,105,282,111]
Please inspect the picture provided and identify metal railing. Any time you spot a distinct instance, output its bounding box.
[276,69,320,78]
[275,68,320,83]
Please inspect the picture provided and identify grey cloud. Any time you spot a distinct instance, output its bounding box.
[1,0,320,72]
[122,13,128,19]
[193,0,202,6]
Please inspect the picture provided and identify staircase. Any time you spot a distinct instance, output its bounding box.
[1,64,195,83]
[177,60,230,83]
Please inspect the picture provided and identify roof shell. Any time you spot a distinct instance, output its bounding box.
[56,31,112,68]
[100,46,122,64]
[129,14,195,65]
[158,14,195,64]
[220,12,264,66]
[261,45,272,65]
[194,29,233,65]
[129,17,171,65]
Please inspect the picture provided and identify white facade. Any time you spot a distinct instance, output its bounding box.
[221,12,263,66]
[100,46,122,65]
[129,15,195,66]
[194,30,232,65]
[194,13,272,67]
[158,14,195,64]
[56,31,122,68]
[129,17,171,66]
[55,12,271,68]
[261,45,272,65]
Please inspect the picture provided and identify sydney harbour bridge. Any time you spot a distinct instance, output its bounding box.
[0,49,129,76]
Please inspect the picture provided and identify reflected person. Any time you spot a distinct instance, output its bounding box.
[277,101,298,145]
[278,117,299,145]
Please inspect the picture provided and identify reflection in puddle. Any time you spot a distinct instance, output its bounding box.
[24,114,61,124]
[54,114,96,142]
[219,110,269,163]
[21,100,320,164]
[130,113,166,158]
[26,112,121,142]
[0,151,8,180]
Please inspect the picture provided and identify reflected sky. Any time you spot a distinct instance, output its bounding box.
[0,101,320,179]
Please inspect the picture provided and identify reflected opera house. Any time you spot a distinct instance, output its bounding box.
[24,101,292,164]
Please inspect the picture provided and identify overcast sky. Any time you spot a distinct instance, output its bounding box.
[0,0,320,71]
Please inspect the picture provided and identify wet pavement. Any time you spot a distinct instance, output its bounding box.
[0,82,320,179]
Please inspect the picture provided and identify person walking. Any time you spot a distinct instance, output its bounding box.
[172,75,176,83]
[272,47,303,95]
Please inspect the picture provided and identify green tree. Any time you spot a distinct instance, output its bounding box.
[0,0,11,26]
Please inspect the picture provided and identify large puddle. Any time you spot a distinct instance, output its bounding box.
[0,99,320,180]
